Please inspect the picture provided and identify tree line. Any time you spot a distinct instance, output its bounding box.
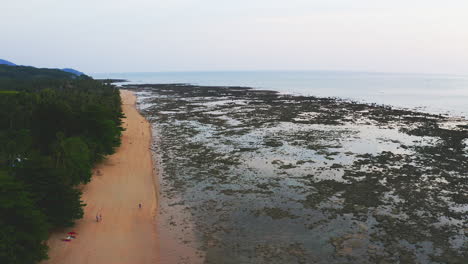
[0,65,124,263]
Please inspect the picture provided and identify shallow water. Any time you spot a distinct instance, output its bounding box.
[94,71,468,116]
[131,85,467,264]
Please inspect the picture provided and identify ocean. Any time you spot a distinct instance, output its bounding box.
[92,71,468,117]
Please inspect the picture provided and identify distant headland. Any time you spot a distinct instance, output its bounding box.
[0,58,85,76]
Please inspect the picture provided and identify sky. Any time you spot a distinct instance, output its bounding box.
[1,0,468,74]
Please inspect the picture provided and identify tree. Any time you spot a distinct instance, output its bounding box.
[0,64,123,261]
[0,171,49,264]
[14,154,85,227]
[55,136,92,185]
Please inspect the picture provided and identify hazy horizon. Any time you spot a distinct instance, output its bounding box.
[2,0,468,75]
[91,69,468,77]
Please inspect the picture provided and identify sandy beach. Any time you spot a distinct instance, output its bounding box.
[42,90,159,264]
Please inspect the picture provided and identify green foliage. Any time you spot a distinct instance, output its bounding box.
[0,90,19,94]
[58,137,92,185]
[15,153,85,227]
[0,65,123,263]
[0,64,84,81]
[0,171,49,264]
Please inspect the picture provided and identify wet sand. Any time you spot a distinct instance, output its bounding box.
[42,90,159,264]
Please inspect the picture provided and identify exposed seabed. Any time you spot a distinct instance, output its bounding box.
[130,84,467,264]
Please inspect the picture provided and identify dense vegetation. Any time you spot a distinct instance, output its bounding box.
[0,64,123,263]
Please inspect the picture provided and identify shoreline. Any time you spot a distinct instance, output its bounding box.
[134,89,205,263]
[122,83,468,119]
[91,69,468,117]
[42,90,159,264]
[125,84,467,263]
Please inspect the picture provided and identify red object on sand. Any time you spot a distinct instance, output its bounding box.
[67,231,77,235]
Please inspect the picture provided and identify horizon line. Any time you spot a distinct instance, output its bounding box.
[91,69,468,78]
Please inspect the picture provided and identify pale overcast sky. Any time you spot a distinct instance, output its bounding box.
[2,0,467,74]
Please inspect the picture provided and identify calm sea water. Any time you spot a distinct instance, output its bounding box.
[92,71,468,116]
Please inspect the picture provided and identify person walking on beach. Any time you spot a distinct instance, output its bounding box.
[139,203,142,209]
[96,214,99,222]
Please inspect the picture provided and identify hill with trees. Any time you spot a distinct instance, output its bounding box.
[0,59,16,66]
[0,64,78,80]
[61,68,85,76]
[0,59,86,76]
[0,64,123,263]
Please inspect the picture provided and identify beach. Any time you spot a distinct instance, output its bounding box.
[42,90,159,264]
